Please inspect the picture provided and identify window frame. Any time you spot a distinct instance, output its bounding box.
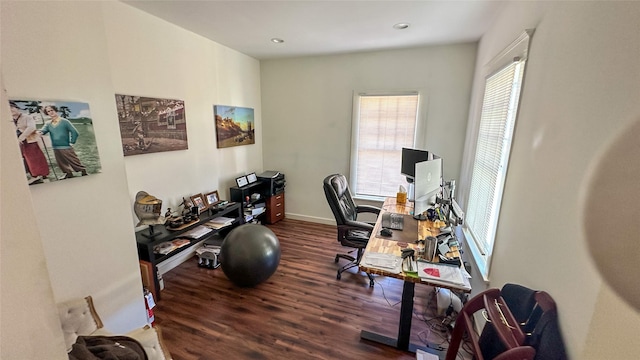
[349,90,425,201]
[461,30,534,281]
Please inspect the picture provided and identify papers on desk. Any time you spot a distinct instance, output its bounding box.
[361,252,402,274]
[417,261,472,290]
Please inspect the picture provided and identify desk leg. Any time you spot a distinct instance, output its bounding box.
[397,280,415,350]
[360,281,414,350]
[361,281,442,357]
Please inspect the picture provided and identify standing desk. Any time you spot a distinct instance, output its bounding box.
[359,197,471,354]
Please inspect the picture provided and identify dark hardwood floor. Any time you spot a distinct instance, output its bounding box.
[154,218,472,360]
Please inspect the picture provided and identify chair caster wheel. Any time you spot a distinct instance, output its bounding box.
[337,272,341,280]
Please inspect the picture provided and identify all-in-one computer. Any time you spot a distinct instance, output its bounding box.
[400,147,439,201]
[413,158,443,220]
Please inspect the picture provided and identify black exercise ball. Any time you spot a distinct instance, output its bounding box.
[219,224,281,287]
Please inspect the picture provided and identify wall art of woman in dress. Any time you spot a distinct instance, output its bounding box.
[10,101,50,184]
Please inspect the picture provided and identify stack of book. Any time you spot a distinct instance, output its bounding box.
[153,239,191,255]
[204,216,235,230]
[182,225,212,239]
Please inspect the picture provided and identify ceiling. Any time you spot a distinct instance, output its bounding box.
[122,1,506,60]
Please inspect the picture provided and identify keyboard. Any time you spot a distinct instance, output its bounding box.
[381,213,404,230]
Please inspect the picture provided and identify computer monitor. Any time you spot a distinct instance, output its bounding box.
[400,148,435,181]
[414,158,443,220]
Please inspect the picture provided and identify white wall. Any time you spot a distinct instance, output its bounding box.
[1,82,67,359]
[0,0,262,342]
[260,44,477,223]
[1,1,147,333]
[102,2,263,218]
[459,1,640,358]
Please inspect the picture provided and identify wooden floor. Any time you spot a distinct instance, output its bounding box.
[154,218,472,360]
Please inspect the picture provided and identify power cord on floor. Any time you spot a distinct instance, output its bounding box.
[412,287,477,359]
[412,288,451,353]
[371,277,401,308]
[372,281,473,359]
[459,333,475,359]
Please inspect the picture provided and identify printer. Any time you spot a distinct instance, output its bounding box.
[258,171,285,196]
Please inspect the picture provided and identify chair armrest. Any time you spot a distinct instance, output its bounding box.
[356,205,381,215]
[343,219,374,231]
[125,325,172,360]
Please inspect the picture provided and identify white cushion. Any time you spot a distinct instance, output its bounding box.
[57,297,102,352]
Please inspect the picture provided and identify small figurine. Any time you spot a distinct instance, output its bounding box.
[180,197,192,216]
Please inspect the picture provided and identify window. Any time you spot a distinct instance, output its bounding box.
[463,30,533,279]
[350,92,420,200]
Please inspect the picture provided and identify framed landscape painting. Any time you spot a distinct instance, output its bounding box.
[213,105,255,148]
[8,99,102,185]
[115,94,188,156]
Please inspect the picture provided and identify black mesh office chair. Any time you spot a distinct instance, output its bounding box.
[323,174,381,287]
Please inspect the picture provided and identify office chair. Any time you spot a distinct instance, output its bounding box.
[323,174,381,287]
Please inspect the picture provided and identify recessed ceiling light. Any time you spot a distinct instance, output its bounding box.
[271,38,284,43]
[393,23,410,30]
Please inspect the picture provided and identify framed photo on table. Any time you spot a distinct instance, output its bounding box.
[205,190,220,207]
[190,194,207,214]
[247,172,257,184]
[236,176,248,188]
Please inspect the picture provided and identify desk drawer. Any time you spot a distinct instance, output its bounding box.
[266,193,285,224]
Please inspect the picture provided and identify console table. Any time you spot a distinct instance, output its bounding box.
[135,202,243,300]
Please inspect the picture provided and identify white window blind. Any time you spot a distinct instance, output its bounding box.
[351,93,419,199]
[466,59,526,255]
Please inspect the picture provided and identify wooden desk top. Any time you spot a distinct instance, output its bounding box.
[380,197,443,240]
[360,197,469,291]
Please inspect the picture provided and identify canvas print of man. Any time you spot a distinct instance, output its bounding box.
[9,99,102,185]
[115,94,188,156]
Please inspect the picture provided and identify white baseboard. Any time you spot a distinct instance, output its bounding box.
[284,212,334,225]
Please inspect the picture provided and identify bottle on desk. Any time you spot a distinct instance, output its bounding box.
[396,185,407,204]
